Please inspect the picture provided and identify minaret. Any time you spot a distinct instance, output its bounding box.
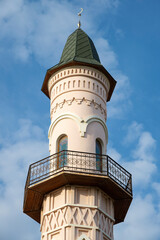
[23,26,132,240]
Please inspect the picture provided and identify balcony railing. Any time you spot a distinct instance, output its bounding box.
[25,150,132,195]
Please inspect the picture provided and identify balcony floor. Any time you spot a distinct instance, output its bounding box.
[23,150,133,224]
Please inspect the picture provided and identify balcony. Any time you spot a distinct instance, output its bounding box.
[23,150,132,224]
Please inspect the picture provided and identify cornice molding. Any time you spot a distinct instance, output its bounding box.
[48,66,110,98]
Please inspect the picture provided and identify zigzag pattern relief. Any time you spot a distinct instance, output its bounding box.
[41,205,113,239]
[50,98,107,120]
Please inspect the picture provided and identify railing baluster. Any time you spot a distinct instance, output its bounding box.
[107,155,109,176]
[25,150,132,195]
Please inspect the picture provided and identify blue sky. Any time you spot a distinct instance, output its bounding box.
[0,0,160,239]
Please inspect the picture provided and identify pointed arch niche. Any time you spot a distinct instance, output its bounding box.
[78,234,90,240]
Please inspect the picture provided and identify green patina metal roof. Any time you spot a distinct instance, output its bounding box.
[59,28,101,66]
[42,28,117,101]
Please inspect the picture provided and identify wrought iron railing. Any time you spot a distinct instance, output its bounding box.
[25,150,132,195]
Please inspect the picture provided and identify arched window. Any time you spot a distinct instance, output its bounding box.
[57,135,68,168]
[96,139,102,171]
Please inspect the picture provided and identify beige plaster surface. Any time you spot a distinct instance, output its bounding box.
[41,186,114,240]
[48,66,109,156]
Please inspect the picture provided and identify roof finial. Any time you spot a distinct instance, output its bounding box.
[78,8,83,28]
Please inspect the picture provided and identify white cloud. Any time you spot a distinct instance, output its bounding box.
[0,0,76,65]
[0,0,131,119]
[95,38,118,69]
[109,71,131,117]
[1,2,159,240]
[110,123,160,240]
[0,119,48,240]
[0,0,23,19]
[13,44,31,62]
[3,119,158,240]
[126,159,156,187]
[152,182,160,197]
[133,131,156,162]
[115,194,160,240]
[107,145,122,162]
[126,131,156,187]
[0,0,120,67]
[12,119,45,141]
[123,121,143,144]
[109,122,157,188]
[95,38,131,118]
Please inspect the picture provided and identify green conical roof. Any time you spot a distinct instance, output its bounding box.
[42,28,117,102]
[59,28,101,66]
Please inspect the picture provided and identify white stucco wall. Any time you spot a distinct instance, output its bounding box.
[48,66,109,156]
[41,186,114,240]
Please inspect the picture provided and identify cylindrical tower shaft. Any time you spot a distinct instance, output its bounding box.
[48,66,109,156]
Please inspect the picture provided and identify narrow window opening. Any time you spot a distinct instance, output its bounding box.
[96,139,102,171]
[57,136,68,168]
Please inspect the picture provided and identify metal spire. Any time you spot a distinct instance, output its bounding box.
[78,8,83,28]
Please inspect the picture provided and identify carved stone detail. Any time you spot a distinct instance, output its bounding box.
[48,67,110,96]
[41,205,114,239]
[50,97,107,121]
[78,234,90,240]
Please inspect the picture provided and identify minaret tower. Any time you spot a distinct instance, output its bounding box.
[23,23,132,240]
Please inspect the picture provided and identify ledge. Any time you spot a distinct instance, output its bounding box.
[23,150,132,224]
